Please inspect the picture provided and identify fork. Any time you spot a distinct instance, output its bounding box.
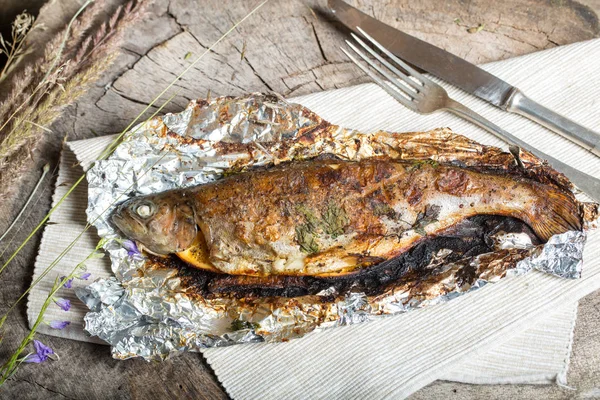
[341,27,600,203]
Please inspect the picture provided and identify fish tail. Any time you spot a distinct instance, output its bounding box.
[524,186,582,241]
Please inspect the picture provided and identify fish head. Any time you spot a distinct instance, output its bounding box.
[111,191,198,255]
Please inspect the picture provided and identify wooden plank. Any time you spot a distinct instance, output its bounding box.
[0,0,598,399]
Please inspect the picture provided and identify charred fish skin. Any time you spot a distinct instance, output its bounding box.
[112,158,582,278]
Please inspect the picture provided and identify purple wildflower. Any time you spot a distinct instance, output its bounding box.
[78,272,91,280]
[122,239,143,261]
[53,297,71,312]
[60,276,74,289]
[48,320,70,330]
[23,340,54,363]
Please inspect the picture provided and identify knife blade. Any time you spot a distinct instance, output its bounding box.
[328,0,600,157]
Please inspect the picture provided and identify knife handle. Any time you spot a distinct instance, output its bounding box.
[447,100,600,203]
[505,89,600,157]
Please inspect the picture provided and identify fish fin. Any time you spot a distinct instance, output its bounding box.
[526,187,582,241]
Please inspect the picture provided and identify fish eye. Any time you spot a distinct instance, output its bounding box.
[135,202,155,218]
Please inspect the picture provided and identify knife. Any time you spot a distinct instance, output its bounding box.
[328,0,600,158]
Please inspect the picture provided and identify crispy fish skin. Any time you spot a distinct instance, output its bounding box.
[112,158,582,277]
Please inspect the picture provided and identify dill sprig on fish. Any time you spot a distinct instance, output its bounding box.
[322,202,349,238]
[295,224,320,254]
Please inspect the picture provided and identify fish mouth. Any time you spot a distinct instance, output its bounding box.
[111,210,148,237]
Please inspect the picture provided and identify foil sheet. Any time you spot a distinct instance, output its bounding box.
[77,94,591,361]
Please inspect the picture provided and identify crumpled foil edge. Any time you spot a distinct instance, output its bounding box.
[76,94,590,361]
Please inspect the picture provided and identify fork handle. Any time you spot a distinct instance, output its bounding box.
[505,89,600,157]
[446,100,600,203]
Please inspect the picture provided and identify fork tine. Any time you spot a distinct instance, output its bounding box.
[350,33,422,93]
[345,41,418,101]
[340,47,414,110]
[356,26,435,86]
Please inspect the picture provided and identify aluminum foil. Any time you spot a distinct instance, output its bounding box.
[77,94,591,361]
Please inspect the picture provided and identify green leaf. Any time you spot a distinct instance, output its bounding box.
[295,224,319,254]
[412,204,441,236]
[295,204,320,231]
[322,202,348,238]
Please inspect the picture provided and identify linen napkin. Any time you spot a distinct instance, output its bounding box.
[27,38,600,398]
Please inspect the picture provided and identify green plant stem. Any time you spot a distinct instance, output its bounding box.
[0,164,55,259]
[0,91,175,279]
[4,224,91,317]
[0,164,49,243]
[0,174,85,277]
[0,181,50,260]
[97,0,269,161]
[3,139,172,319]
[0,246,101,385]
[0,0,271,384]
[0,279,59,384]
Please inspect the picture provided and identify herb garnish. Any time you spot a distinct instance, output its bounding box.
[412,204,441,236]
[296,204,321,231]
[408,159,439,171]
[295,224,320,254]
[294,202,349,252]
[322,202,349,238]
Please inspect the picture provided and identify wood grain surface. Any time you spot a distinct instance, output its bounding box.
[0,0,599,398]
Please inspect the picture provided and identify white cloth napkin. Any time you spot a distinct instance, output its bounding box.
[27,38,600,398]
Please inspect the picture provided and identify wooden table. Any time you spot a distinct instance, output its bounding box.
[1,0,599,398]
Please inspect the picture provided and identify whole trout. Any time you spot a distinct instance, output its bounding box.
[112,158,582,277]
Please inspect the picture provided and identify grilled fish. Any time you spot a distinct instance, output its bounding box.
[111,157,582,277]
